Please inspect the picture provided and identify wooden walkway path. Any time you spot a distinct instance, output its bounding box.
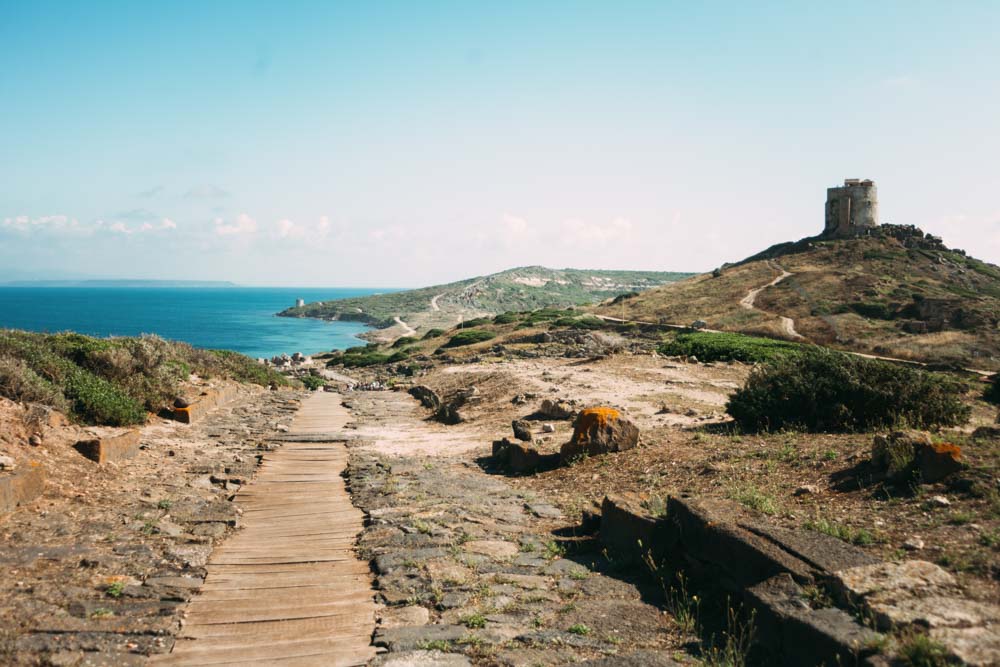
[153,392,375,666]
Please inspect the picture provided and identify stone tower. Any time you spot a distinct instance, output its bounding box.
[824,179,878,237]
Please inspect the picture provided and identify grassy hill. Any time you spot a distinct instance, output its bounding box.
[0,330,288,425]
[279,266,692,340]
[595,225,1000,370]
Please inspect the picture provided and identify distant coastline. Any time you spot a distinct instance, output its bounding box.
[1,279,239,288]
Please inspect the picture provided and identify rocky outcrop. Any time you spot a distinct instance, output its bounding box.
[560,407,639,464]
[408,385,441,411]
[511,419,532,442]
[871,431,964,483]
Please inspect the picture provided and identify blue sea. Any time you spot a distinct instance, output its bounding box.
[0,287,388,359]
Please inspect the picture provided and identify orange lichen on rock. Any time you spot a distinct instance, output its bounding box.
[561,406,639,464]
[926,442,962,459]
[572,407,622,443]
[917,441,964,483]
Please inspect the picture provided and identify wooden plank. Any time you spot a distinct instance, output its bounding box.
[151,391,375,666]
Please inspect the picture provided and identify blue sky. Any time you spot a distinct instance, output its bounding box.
[2,1,998,286]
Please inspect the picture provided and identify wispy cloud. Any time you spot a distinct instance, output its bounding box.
[213,213,257,236]
[3,214,178,236]
[137,185,165,199]
[115,208,158,222]
[186,184,230,200]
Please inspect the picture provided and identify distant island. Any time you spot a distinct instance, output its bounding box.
[278,265,693,341]
[1,280,239,288]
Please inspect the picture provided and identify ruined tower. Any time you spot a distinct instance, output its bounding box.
[824,179,878,237]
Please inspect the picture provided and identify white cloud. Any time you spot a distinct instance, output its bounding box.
[316,215,331,237]
[274,218,304,239]
[214,213,257,236]
[562,216,634,245]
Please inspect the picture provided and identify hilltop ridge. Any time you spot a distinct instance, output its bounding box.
[596,224,1000,370]
[279,265,692,341]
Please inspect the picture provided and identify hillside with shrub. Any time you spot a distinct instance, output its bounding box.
[278,265,691,341]
[0,329,288,425]
[598,225,1000,370]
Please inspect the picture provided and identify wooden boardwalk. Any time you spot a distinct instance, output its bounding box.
[153,392,375,666]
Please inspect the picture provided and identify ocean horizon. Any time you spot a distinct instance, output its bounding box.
[0,286,392,359]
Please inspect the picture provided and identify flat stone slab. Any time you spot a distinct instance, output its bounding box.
[74,430,142,464]
[374,650,473,666]
[463,540,518,559]
[374,624,468,652]
[747,573,881,665]
[0,462,46,514]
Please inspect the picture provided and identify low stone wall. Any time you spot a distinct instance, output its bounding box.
[0,462,46,514]
[171,384,241,424]
[598,493,999,665]
[74,430,142,464]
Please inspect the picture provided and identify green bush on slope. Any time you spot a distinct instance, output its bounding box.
[659,331,804,364]
[727,349,970,432]
[0,329,288,426]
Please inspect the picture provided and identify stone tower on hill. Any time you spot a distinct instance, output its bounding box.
[824,178,878,237]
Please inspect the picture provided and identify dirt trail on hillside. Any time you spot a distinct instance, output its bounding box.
[154,392,375,667]
[739,261,805,339]
[393,316,416,337]
[430,293,443,311]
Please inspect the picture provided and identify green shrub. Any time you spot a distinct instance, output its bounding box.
[460,317,492,328]
[727,349,971,432]
[443,329,496,348]
[422,328,446,339]
[341,350,392,367]
[552,315,605,330]
[391,336,417,348]
[492,312,521,324]
[658,332,803,364]
[517,307,574,328]
[388,349,411,363]
[849,302,895,320]
[983,375,1000,404]
[0,356,68,411]
[300,374,326,390]
[0,329,287,425]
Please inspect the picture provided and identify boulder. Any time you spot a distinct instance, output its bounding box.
[917,441,964,483]
[0,455,15,471]
[871,431,964,484]
[511,419,533,442]
[492,438,514,462]
[408,385,441,411]
[537,399,576,420]
[508,441,559,474]
[433,402,465,425]
[560,407,639,464]
[871,431,927,481]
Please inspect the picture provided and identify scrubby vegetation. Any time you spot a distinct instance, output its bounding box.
[983,374,1000,404]
[659,331,804,363]
[442,329,496,348]
[279,267,691,328]
[726,348,971,432]
[422,328,446,339]
[0,330,288,426]
[551,315,606,330]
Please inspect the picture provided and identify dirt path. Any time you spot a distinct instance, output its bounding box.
[430,293,443,311]
[343,390,682,665]
[153,393,375,666]
[393,316,416,337]
[738,261,804,339]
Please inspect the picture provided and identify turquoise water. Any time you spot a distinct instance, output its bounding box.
[0,287,387,359]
